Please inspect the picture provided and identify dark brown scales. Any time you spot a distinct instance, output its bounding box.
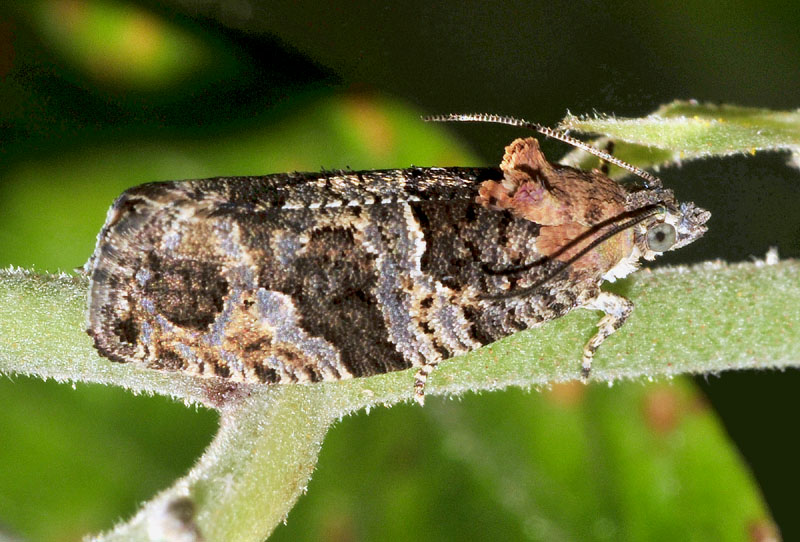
[85,139,709,398]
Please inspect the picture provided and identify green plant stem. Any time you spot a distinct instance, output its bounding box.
[2,260,797,406]
[91,386,334,542]
[2,258,799,541]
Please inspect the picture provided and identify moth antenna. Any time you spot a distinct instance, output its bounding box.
[423,113,662,188]
[481,205,664,301]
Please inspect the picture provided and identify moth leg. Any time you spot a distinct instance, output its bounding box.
[599,140,616,175]
[581,291,634,378]
[413,361,438,406]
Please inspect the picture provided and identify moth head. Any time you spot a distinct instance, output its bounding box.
[629,189,711,261]
[424,112,711,299]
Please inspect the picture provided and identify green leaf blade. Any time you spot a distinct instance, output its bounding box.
[559,101,800,174]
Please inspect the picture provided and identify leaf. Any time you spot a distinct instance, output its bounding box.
[270,381,776,542]
[558,101,800,177]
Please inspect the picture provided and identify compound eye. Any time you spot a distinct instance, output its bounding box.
[646,222,676,252]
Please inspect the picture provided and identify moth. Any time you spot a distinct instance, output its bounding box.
[85,113,709,404]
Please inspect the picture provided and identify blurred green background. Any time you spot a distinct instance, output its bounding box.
[0,1,798,540]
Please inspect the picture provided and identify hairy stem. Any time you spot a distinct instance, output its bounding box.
[1,257,798,541]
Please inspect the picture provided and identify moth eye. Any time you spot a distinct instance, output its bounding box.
[646,222,677,251]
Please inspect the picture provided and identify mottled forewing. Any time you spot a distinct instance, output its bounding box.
[87,168,562,383]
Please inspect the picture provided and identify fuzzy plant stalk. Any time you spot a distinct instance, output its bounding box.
[1,101,799,541]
